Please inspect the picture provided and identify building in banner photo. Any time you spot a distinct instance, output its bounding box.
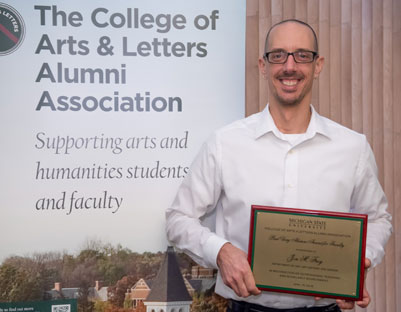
[144,246,193,312]
[44,247,220,312]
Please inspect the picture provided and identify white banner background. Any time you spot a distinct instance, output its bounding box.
[0,0,245,260]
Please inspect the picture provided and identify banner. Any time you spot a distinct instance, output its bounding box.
[0,0,245,260]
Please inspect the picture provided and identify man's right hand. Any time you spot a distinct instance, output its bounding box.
[216,242,262,298]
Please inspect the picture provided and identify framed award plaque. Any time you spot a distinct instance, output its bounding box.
[248,205,368,301]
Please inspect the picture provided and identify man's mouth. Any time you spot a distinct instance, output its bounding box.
[281,79,299,86]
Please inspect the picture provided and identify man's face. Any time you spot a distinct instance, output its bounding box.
[260,22,324,107]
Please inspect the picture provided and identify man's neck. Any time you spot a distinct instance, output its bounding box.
[268,102,311,134]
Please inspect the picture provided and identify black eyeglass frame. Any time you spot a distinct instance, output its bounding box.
[263,50,319,64]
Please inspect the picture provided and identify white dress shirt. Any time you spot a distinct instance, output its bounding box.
[166,105,392,309]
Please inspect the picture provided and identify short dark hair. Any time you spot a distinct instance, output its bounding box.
[264,19,318,53]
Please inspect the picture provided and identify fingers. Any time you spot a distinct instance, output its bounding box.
[365,258,371,269]
[217,243,261,298]
[336,291,371,311]
[335,299,354,310]
[224,264,250,297]
[336,268,371,310]
[355,258,371,308]
[356,287,371,308]
[244,268,262,296]
[221,261,252,297]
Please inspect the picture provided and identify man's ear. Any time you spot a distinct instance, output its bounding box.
[314,56,324,78]
[259,58,267,79]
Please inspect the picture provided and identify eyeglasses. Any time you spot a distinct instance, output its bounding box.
[264,50,318,64]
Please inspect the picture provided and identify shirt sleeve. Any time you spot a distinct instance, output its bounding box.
[166,133,228,268]
[351,137,392,268]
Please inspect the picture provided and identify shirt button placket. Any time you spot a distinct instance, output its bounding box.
[283,148,298,207]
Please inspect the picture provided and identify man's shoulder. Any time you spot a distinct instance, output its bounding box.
[215,111,263,137]
[318,113,366,142]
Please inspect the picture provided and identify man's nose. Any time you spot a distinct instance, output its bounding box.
[283,54,297,72]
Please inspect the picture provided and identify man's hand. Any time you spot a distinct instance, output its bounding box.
[335,258,371,310]
[216,242,262,298]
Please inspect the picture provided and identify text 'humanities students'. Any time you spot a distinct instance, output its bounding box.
[166,19,392,312]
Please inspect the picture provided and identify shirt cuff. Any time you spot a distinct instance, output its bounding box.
[202,234,229,269]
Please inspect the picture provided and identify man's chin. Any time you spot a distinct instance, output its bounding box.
[275,96,302,107]
[270,89,308,107]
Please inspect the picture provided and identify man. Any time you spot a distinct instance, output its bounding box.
[166,19,392,312]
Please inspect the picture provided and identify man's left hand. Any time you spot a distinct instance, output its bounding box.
[335,258,371,310]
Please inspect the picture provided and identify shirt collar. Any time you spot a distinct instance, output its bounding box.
[254,104,333,140]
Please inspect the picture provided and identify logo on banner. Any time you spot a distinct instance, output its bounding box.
[0,3,25,55]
